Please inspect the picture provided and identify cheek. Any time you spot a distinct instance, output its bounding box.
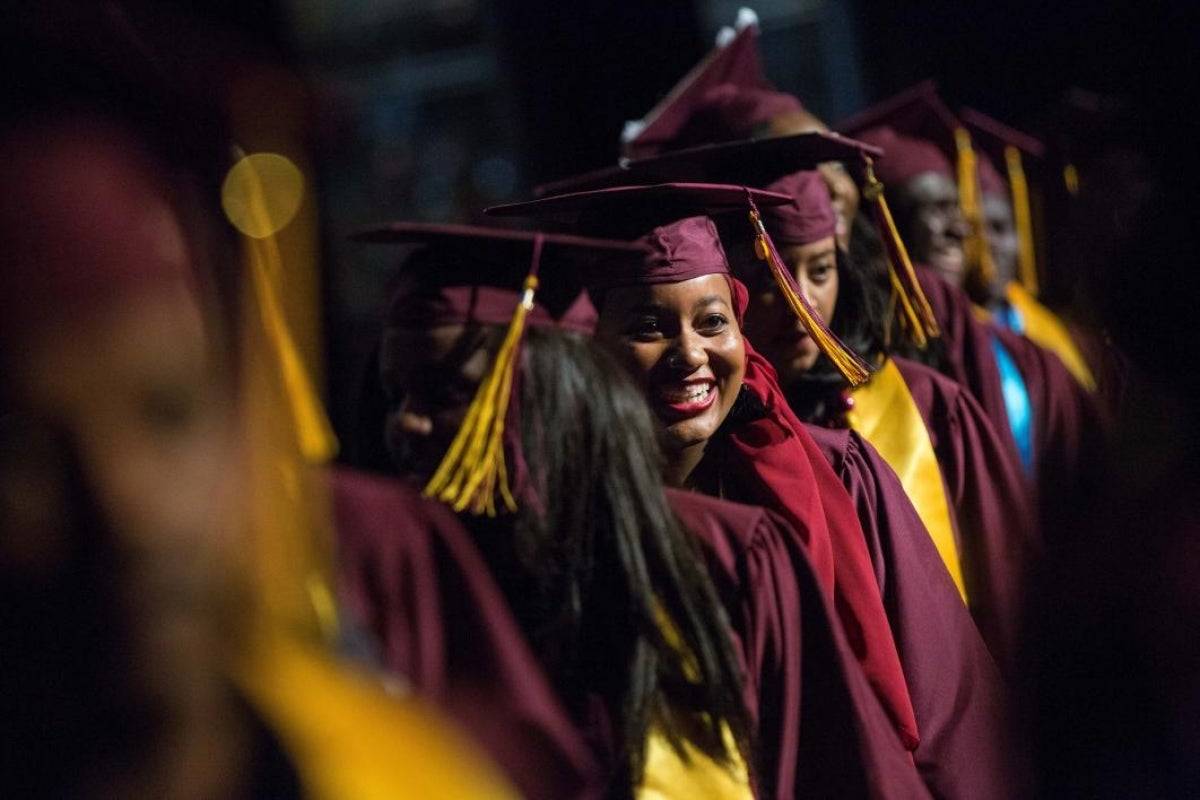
[611,340,666,382]
[818,275,839,324]
[711,332,746,384]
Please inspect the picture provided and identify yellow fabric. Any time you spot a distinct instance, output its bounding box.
[636,607,753,800]
[638,720,752,800]
[1004,282,1097,391]
[638,724,748,800]
[236,636,521,800]
[848,359,967,603]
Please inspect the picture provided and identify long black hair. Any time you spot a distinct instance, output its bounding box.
[366,325,752,796]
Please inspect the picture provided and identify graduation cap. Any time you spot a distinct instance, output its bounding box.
[537,130,872,198]
[959,108,1046,296]
[618,7,805,160]
[533,133,939,347]
[351,222,647,516]
[489,182,872,385]
[839,80,996,288]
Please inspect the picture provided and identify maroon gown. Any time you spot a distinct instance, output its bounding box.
[332,467,604,800]
[335,465,928,800]
[915,265,1104,534]
[666,488,931,800]
[805,427,1026,799]
[891,355,1039,669]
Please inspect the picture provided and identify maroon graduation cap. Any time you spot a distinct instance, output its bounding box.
[489,182,872,384]
[352,222,648,516]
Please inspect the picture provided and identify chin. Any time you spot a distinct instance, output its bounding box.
[931,258,966,287]
[662,418,719,453]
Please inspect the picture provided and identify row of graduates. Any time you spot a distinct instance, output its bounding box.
[0,6,1108,800]
[336,13,1107,800]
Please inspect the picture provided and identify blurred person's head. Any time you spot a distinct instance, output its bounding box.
[0,106,252,798]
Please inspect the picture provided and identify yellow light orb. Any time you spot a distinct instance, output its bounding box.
[222,153,304,239]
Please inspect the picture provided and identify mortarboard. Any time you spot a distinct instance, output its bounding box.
[489,182,872,385]
[618,8,800,160]
[531,133,939,348]
[840,81,997,289]
[959,107,1046,296]
[352,222,648,516]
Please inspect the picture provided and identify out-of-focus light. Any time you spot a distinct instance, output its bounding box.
[222,153,305,239]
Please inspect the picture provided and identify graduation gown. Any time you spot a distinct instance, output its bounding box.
[915,265,1104,530]
[892,355,1038,668]
[332,467,603,800]
[667,489,931,800]
[805,427,1025,799]
[701,327,920,755]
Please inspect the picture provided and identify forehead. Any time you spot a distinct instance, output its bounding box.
[982,193,1014,220]
[598,273,733,316]
[781,236,838,262]
[902,171,960,205]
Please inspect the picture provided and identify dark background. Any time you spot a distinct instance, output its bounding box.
[180,0,1196,440]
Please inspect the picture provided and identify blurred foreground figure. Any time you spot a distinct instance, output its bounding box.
[0,13,518,799]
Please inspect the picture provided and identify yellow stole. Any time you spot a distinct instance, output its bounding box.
[847,359,967,603]
[1003,282,1097,391]
[236,634,521,800]
[636,608,754,800]
[638,721,752,800]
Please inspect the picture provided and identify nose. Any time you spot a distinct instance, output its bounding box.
[666,330,708,373]
[946,206,970,240]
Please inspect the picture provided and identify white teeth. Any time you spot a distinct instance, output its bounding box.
[663,383,712,403]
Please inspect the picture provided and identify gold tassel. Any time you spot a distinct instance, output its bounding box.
[955,127,996,287]
[237,153,338,464]
[423,274,539,516]
[746,203,872,386]
[860,157,941,349]
[1005,145,1039,297]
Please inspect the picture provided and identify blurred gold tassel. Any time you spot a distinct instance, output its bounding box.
[1005,145,1040,297]
[233,150,339,643]
[747,204,872,386]
[236,153,338,464]
[424,274,539,516]
[860,158,940,349]
[955,127,996,287]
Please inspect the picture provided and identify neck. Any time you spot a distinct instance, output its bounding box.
[663,441,708,489]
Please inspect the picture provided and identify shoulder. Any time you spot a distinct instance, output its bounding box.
[329,466,464,553]
[800,423,852,471]
[664,487,789,556]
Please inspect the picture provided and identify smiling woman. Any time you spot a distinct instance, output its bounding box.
[487,182,923,760]
[596,274,745,486]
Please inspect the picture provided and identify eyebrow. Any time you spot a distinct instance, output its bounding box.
[621,294,730,316]
[692,294,730,312]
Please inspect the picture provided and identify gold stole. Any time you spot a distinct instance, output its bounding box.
[638,722,752,800]
[637,609,754,800]
[848,359,967,603]
[237,634,521,800]
[1004,282,1097,391]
